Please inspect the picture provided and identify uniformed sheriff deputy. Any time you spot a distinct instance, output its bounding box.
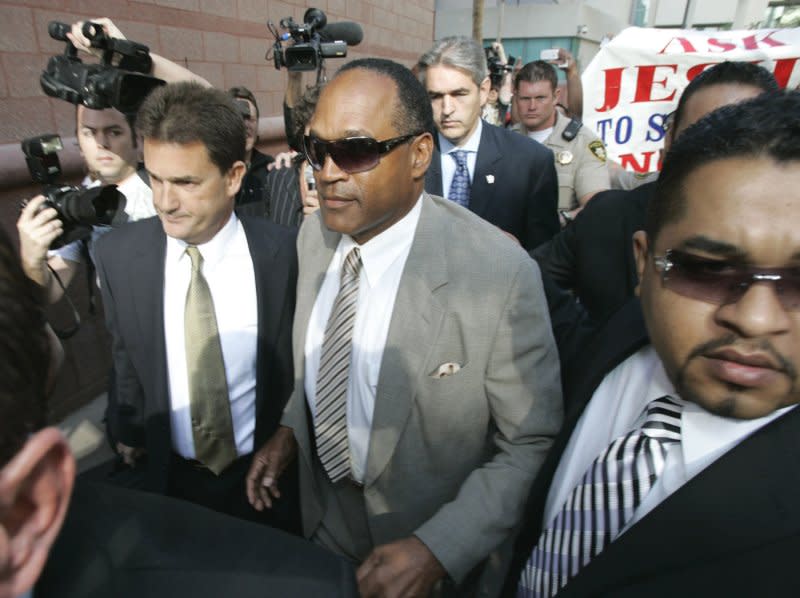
[511,60,609,225]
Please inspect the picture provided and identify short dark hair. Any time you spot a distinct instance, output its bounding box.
[136,82,246,173]
[228,85,259,120]
[514,60,558,92]
[672,61,779,133]
[647,91,800,243]
[336,58,435,137]
[0,226,50,466]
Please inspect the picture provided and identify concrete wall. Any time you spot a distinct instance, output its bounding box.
[0,0,434,421]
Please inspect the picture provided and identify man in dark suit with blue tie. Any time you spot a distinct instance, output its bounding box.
[418,36,559,250]
[505,91,800,597]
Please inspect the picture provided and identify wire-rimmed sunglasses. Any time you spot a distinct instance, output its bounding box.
[303,132,423,174]
[653,248,800,310]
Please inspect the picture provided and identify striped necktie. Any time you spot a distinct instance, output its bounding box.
[518,395,683,597]
[314,247,363,483]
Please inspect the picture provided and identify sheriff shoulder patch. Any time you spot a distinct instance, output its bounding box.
[588,140,607,162]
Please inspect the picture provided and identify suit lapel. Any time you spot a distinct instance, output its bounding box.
[129,219,169,413]
[424,147,443,196]
[560,404,800,597]
[292,216,340,470]
[470,122,502,219]
[364,194,449,487]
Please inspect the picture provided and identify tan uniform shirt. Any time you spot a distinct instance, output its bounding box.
[514,113,610,211]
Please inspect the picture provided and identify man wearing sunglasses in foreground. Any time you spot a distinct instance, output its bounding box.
[505,91,800,597]
[247,58,563,598]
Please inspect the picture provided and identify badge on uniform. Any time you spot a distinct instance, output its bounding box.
[556,150,573,165]
[588,140,607,162]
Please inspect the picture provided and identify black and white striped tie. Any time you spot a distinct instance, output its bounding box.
[518,395,683,597]
[314,247,362,483]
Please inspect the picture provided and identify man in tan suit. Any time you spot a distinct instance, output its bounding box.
[247,58,562,597]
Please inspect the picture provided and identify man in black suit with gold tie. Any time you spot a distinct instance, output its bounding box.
[95,82,298,530]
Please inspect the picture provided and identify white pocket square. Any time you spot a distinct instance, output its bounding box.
[430,362,462,379]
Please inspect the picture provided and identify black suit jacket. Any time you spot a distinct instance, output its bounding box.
[425,121,559,250]
[504,299,800,596]
[531,181,654,321]
[94,215,297,493]
[37,481,357,597]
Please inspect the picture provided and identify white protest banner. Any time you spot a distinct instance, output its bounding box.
[581,27,800,173]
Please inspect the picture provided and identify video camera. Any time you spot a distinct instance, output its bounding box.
[21,134,125,249]
[485,45,515,89]
[269,8,363,78]
[40,21,165,113]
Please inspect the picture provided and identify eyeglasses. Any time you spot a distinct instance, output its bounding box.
[653,249,800,311]
[303,132,422,174]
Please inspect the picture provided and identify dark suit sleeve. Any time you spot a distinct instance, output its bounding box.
[531,219,578,289]
[525,153,559,250]
[95,237,146,447]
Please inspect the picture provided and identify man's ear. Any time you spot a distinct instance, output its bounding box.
[410,132,434,180]
[226,160,247,198]
[0,428,75,598]
[633,230,649,297]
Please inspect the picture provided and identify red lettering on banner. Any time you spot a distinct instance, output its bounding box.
[619,151,658,174]
[772,57,798,88]
[595,67,625,112]
[686,62,717,81]
[633,64,678,103]
[742,31,786,50]
[708,38,737,52]
[658,37,698,54]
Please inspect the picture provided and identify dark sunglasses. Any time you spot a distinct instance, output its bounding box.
[303,132,422,174]
[653,249,800,311]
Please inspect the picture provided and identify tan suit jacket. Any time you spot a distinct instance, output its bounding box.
[282,193,563,584]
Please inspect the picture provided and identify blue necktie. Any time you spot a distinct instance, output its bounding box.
[448,150,471,208]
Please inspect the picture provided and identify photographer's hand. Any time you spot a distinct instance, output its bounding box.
[116,442,146,467]
[17,196,78,303]
[67,17,211,86]
[17,196,62,287]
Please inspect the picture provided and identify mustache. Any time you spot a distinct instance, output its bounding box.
[686,333,797,380]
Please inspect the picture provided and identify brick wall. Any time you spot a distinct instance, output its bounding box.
[0,0,434,421]
[0,0,435,145]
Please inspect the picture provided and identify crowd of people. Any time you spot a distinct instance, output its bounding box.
[2,15,800,598]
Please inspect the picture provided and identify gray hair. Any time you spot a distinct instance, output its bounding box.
[417,36,488,87]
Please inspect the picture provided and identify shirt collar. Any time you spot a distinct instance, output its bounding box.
[641,346,796,469]
[338,194,423,289]
[166,211,239,270]
[438,118,483,155]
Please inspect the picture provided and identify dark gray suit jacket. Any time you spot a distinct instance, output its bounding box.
[425,120,559,250]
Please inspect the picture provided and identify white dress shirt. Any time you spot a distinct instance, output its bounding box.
[163,212,258,459]
[527,126,553,145]
[304,196,423,482]
[438,119,482,199]
[545,345,795,534]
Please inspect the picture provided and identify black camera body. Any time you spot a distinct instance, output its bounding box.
[40,21,165,113]
[22,134,124,249]
[271,8,352,74]
[485,46,515,89]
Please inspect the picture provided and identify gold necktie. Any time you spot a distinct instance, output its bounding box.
[184,245,237,475]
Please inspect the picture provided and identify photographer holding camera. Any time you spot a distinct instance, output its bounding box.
[482,42,514,127]
[17,18,209,303]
